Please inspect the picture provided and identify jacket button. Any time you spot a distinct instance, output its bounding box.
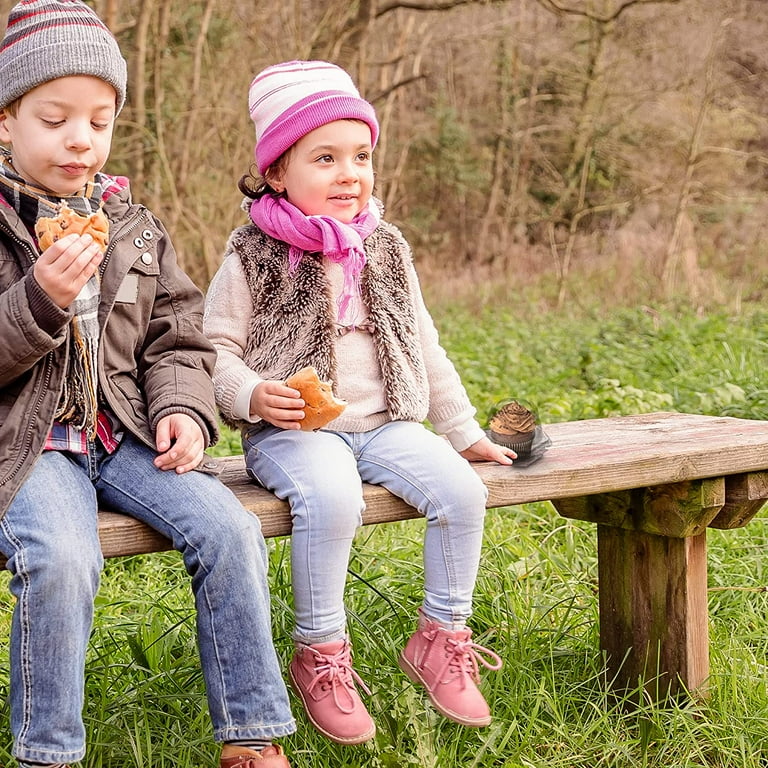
[141,253,152,264]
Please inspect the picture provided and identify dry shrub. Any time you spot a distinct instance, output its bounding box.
[0,0,765,308]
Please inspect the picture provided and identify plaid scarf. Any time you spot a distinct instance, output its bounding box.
[0,149,111,436]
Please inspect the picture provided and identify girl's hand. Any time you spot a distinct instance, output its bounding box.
[154,413,206,473]
[251,379,306,430]
[460,436,516,465]
[33,232,103,308]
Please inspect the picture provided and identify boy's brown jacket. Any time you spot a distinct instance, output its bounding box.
[0,181,220,517]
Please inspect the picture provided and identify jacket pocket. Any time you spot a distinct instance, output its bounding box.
[109,375,148,427]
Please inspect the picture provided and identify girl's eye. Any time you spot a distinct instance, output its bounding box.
[316,154,333,164]
[356,152,371,162]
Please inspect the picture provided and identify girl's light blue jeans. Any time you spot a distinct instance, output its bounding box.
[0,435,295,766]
[244,421,489,644]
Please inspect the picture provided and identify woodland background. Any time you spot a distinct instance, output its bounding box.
[1,0,766,309]
[1,5,768,766]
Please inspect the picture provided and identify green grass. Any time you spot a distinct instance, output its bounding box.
[2,303,768,766]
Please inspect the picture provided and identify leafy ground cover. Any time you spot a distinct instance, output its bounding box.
[0,304,767,767]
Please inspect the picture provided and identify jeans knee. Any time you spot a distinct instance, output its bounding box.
[291,488,363,540]
[197,506,266,560]
[430,472,488,525]
[14,538,102,602]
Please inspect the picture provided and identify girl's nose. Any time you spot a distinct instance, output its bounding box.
[336,159,358,182]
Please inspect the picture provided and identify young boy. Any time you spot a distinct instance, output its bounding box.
[0,2,294,767]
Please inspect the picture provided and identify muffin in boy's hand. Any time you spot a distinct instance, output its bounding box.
[488,400,537,458]
[35,202,110,252]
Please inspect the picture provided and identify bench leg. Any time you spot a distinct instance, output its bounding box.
[597,525,709,700]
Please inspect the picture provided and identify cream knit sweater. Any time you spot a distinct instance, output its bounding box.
[204,249,484,452]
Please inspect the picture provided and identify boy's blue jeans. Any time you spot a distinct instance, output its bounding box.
[0,435,295,766]
[244,421,489,645]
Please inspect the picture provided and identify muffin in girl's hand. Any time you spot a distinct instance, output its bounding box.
[285,366,347,431]
[488,401,537,458]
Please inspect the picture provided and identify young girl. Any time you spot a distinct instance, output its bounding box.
[204,60,514,746]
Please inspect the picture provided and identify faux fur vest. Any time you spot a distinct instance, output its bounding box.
[228,219,430,428]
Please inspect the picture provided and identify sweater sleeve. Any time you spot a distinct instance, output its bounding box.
[203,252,264,422]
[409,266,485,451]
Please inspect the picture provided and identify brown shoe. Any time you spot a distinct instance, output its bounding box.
[220,745,290,768]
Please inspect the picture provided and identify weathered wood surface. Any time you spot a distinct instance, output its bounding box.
[96,411,768,558]
[554,478,725,537]
[711,471,768,529]
[540,411,768,698]
[596,526,709,698]
[557,483,717,698]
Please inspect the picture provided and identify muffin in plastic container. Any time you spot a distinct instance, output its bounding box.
[487,400,537,458]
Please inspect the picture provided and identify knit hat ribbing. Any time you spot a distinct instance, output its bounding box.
[248,60,379,175]
[0,0,127,112]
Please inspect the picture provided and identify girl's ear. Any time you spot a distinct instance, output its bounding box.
[265,166,284,194]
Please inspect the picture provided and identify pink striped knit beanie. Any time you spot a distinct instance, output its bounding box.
[248,60,379,175]
[0,0,127,112]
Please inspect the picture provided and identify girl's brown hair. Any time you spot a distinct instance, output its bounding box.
[238,152,290,200]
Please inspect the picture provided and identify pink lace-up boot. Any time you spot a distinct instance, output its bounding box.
[289,638,376,744]
[399,612,503,726]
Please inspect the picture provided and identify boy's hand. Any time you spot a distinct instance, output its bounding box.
[154,413,206,473]
[34,232,103,309]
[250,379,306,430]
[460,436,516,465]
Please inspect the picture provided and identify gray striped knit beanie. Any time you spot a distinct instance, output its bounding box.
[0,0,127,112]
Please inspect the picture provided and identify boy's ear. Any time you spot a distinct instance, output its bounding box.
[0,109,11,144]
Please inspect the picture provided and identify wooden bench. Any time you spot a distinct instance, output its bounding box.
[86,412,768,700]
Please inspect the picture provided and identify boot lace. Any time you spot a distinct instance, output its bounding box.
[427,629,503,691]
[305,642,372,713]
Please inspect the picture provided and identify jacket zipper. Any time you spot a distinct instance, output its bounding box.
[94,206,157,449]
[99,204,147,276]
[0,221,57,487]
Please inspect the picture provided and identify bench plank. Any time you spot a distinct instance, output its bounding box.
[96,480,420,557]
[93,411,768,557]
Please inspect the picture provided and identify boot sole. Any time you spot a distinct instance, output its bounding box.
[398,652,492,727]
[288,665,376,745]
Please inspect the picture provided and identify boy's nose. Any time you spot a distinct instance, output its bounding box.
[65,123,92,150]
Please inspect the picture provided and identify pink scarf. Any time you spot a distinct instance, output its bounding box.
[249,194,380,319]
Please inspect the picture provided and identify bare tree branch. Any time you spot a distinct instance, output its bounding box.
[370,73,428,103]
[376,0,482,18]
[536,0,682,24]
